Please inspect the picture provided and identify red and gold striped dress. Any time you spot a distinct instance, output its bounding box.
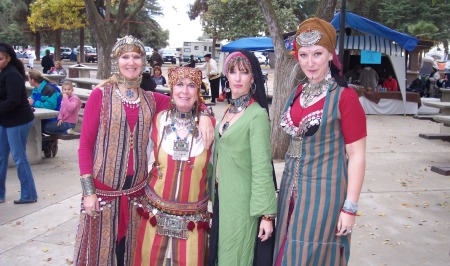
[134,111,212,266]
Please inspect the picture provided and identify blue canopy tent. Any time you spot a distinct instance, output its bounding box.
[331,12,419,114]
[221,37,274,52]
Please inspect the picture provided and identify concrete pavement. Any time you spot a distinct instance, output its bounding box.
[0,101,449,265]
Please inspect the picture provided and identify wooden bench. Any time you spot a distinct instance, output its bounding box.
[41,102,86,158]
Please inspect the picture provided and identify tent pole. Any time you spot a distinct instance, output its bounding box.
[338,0,346,67]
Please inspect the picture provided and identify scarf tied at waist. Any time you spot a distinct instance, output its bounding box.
[92,178,147,243]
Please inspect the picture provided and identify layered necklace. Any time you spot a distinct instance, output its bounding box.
[113,73,141,108]
[300,71,334,108]
[229,92,252,113]
[222,92,252,134]
[115,87,140,108]
[163,108,198,161]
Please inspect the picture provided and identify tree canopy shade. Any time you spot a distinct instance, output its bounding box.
[331,12,418,52]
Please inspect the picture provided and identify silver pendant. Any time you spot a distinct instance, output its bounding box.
[173,139,189,160]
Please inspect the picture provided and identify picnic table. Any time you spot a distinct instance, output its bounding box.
[419,88,450,175]
[65,77,104,90]
[67,64,97,78]
[9,108,59,167]
[43,74,66,84]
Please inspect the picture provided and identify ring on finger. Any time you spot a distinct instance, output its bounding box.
[341,228,347,234]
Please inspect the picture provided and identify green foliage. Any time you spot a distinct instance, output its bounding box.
[407,21,439,39]
[190,0,313,40]
[124,0,169,48]
[0,0,31,46]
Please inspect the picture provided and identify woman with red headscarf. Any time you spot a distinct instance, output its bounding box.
[274,18,367,265]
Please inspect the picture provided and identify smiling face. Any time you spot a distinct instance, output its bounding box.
[172,77,198,113]
[226,59,254,98]
[297,45,333,84]
[118,52,143,80]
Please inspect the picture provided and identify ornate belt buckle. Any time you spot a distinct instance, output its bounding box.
[156,214,188,239]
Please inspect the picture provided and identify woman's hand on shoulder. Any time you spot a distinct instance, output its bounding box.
[199,115,214,149]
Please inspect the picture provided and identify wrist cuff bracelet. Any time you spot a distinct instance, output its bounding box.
[80,176,96,196]
[262,214,276,221]
[342,199,358,214]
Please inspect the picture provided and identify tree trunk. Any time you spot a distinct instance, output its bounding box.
[35,32,41,61]
[258,0,303,159]
[79,28,85,63]
[83,0,145,79]
[316,0,338,21]
[212,35,217,59]
[55,29,61,61]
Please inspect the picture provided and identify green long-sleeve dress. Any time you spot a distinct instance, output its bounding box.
[211,103,277,265]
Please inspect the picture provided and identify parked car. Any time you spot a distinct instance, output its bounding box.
[84,47,97,63]
[60,47,72,59]
[254,52,266,65]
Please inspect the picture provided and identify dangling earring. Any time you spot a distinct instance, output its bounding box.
[224,80,229,88]
[251,82,256,94]
[328,60,332,69]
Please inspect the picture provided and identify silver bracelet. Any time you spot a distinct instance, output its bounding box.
[342,199,358,214]
[80,176,96,196]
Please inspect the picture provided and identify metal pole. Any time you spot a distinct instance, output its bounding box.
[338,0,346,67]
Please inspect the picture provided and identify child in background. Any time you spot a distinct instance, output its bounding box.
[43,81,81,135]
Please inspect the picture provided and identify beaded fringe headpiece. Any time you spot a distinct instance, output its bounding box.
[110,35,147,75]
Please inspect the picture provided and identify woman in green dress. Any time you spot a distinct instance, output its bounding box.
[208,50,277,265]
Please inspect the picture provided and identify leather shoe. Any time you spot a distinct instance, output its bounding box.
[13,199,37,204]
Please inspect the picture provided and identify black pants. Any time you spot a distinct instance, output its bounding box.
[209,78,220,102]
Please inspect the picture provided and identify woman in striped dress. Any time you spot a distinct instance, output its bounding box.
[133,67,214,266]
[274,18,367,265]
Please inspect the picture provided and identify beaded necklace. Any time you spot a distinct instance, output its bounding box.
[154,108,198,178]
[115,87,140,108]
[229,92,252,113]
[300,72,333,108]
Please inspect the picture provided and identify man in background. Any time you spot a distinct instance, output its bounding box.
[198,54,220,104]
[149,48,163,68]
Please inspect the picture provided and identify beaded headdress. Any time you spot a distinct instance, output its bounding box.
[110,35,147,75]
[168,67,203,93]
[222,51,252,77]
[294,17,336,55]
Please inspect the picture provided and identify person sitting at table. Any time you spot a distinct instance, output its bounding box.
[28,70,62,113]
[28,69,62,157]
[43,81,81,135]
[345,64,361,84]
[382,74,398,91]
[359,66,379,91]
[425,66,440,97]
[140,66,156,92]
[151,66,167,86]
[441,73,450,89]
[47,61,67,85]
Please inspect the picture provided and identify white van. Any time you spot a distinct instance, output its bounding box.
[160,48,178,64]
